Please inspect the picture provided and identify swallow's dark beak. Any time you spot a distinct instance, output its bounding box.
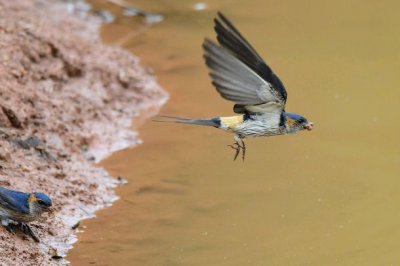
[304,122,314,131]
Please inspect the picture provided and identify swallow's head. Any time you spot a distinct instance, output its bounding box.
[283,112,314,133]
[29,192,52,215]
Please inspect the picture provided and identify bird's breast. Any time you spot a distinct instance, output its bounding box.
[9,211,37,223]
[234,116,283,137]
[0,205,37,223]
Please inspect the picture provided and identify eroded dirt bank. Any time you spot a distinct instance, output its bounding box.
[0,0,166,265]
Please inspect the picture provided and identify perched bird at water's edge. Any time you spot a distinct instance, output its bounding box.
[155,12,314,160]
[0,186,52,242]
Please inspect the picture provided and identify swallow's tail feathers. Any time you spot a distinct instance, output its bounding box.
[153,116,221,127]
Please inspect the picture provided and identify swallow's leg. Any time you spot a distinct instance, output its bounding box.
[228,135,245,161]
[20,223,40,243]
[228,141,240,160]
[241,139,246,161]
[4,224,16,234]
[2,219,16,234]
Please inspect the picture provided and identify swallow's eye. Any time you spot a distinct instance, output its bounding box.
[297,118,306,124]
[37,200,45,205]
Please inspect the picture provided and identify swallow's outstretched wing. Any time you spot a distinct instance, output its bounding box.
[203,12,287,115]
[0,187,30,214]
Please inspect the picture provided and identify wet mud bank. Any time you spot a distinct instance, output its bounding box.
[0,0,166,265]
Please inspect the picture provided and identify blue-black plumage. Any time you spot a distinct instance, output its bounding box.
[0,186,52,242]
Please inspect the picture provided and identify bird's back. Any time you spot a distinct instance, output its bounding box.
[0,186,30,215]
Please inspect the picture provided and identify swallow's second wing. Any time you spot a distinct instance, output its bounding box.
[203,39,284,115]
[213,12,287,104]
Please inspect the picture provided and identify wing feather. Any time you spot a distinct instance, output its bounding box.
[0,187,29,214]
[203,39,281,106]
[214,12,287,103]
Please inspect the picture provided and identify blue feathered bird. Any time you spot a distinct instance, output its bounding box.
[0,186,52,242]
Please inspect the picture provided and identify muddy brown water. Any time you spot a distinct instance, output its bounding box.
[69,0,400,265]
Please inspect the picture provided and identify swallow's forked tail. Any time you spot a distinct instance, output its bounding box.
[153,116,221,127]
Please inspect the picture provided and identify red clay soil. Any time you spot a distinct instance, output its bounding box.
[0,0,167,265]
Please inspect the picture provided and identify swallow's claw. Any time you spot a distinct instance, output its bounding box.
[228,142,240,160]
[241,140,246,162]
[228,143,238,160]
[228,140,246,161]
[20,223,40,243]
[5,224,16,234]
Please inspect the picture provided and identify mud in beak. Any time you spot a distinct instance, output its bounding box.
[45,206,54,214]
[304,122,314,131]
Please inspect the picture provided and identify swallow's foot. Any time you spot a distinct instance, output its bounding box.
[20,223,40,243]
[228,139,246,161]
[228,142,240,160]
[241,140,246,161]
[4,224,16,234]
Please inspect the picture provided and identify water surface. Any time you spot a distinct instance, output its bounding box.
[70,0,400,265]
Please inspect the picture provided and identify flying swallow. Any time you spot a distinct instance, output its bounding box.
[155,12,314,160]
